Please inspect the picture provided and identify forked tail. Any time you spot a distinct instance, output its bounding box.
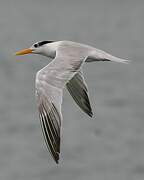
[86,48,130,63]
[106,55,130,64]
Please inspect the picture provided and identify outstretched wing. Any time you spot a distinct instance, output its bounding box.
[66,71,93,117]
[36,74,62,164]
[35,53,85,163]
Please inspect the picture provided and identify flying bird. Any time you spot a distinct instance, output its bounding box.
[15,40,129,164]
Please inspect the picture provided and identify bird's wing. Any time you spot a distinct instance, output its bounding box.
[35,53,85,163]
[66,71,93,117]
[36,77,62,164]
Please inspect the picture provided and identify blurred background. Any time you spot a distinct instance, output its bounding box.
[0,0,144,179]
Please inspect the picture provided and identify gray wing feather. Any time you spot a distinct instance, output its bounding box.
[36,88,61,164]
[66,71,93,117]
[35,52,86,163]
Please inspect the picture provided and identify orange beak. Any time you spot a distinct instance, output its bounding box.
[15,48,32,55]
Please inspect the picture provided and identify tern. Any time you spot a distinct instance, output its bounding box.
[15,40,129,164]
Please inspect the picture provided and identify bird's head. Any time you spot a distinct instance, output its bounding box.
[15,41,54,56]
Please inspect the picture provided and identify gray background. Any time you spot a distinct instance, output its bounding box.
[0,0,144,179]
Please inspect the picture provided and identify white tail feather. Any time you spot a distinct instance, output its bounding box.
[89,48,130,64]
[110,57,130,64]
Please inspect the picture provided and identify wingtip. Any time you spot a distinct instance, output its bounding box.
[54,152,60,164]
[88,111,93,117]
[55,160,59,164]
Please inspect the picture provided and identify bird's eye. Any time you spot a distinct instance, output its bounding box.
[34,44,38,48]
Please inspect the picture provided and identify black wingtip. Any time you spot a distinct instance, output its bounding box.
[54,152,59,164]
[88,111,93,117]
[55,160,59,164]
